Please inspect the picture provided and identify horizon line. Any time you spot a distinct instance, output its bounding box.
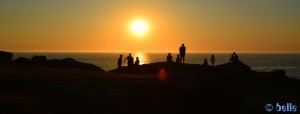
[9,51,300,54]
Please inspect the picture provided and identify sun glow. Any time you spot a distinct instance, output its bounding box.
[131,20,149,36]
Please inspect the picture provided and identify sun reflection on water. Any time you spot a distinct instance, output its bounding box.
[133,52,147,65]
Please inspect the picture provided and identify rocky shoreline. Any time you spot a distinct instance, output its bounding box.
[0,51,299,113]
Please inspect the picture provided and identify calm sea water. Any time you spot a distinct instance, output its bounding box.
[13,52,300,79]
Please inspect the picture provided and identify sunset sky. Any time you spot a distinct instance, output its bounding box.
[1,0,299,53]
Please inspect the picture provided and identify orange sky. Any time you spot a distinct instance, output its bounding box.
[0,0,300,53]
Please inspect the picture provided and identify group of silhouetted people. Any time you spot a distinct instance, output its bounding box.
[117,44,239,68]
[202,55,216,66]
[166,44,186,64]
[118,53,140,68]
[202,52,239,66]
[203,52,239,66]
[118,44,186,68]
[229,52,239,63]
[203,55,216,67]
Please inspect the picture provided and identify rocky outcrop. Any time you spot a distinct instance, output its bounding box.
[252,70,287,79]
[13,56,105,71]
[0,51,13,63]
[110,61,287,79]
[31,56,47,65]
[110,61,252,75]
[46,58,104,71]
[213,61,252,73]
[110,62,202,74]
[15,57,30,65]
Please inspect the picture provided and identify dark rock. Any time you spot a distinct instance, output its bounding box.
[31,56,47,65]
[62,58,77,63]
[269,70,286,77]
[213,61,252,73]
[12,56,105,71]
[110,61,254,75]
[46,58,105,71]
[258,70,287,79]
[268,70,286,78]
[0,51,13,63]
[110,62,201,74]
[15,57,30,65]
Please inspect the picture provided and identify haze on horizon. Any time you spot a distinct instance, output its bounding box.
[1,0,300,53]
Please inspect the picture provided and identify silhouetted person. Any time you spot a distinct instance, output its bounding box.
[176,54,180,63]
[124,53,134,66]
[167,53,173,63]
[118,54,123,68]
[210,55,216,66]
[229,54,235,63]
[203,59,208,66]
[179,44,186,63]
[134,57,140,74]
[134,57,140,66]
[233,52,239,61]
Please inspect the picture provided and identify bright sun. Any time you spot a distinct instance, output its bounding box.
[131,20,149,36]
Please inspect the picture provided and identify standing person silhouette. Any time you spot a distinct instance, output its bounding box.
[179,44,186,63]
[210,55,216,66]
[118,54,123,68]
[124,53,134,66]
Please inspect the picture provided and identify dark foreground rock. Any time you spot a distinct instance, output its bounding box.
[46,58,105,71]
[11,57,105,71]
[30,56,47,65]
[110,62,202,74]
[1,58,299,113]
[0,61,299,114]
[15,57,30,65]
[213,60,252,73]
[0,51,13,63]
[110,61,286,79]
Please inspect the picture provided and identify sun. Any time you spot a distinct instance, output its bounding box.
[131,20,149,36]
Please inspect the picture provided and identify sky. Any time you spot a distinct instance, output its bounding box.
[0,0,300,53]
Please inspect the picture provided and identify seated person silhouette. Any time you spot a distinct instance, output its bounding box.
[233,52,239,61]
[167,53,173,63]
[118,54,123,68]
[176,54,180,63]
[134,57,140,66]
[124,53,134,66]
[229,54,236,63]
[203,59,208,66]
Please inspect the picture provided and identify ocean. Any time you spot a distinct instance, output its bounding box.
[13,52,300,79]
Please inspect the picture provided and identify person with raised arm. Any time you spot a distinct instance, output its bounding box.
[124,53,134,66]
